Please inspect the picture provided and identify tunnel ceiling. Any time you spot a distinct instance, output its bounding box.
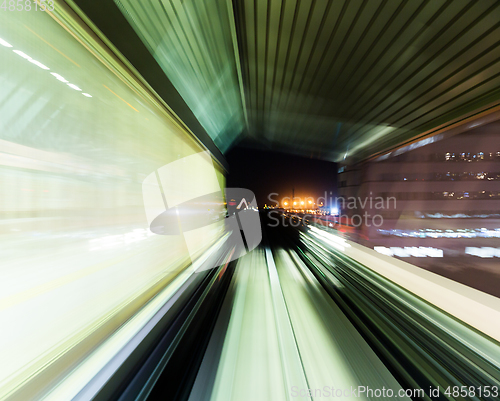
[234,0,500,162]
[76,0,500,163]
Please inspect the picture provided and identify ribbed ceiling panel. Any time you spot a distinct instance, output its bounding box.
[234,0,500,161]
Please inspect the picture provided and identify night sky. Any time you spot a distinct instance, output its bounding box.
[225,147,338,208]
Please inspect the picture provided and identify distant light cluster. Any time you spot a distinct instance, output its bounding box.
[444,151,500,162]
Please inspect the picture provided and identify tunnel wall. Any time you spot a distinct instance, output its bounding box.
[0,6,225,399]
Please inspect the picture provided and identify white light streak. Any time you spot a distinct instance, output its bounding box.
[67,83,82,91]
[28,59,49,70]
[374,246,443,258]
[309,226,350,251]
[13,49,31,59]
[51,72,69,83]
[465,247,500,258]
[0,37,13,47]
[12,49,49,70]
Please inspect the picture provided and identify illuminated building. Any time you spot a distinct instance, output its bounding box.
[338,121,500,266]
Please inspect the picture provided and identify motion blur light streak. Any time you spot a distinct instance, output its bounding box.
[67,83,82,91]
[374,246,444,258]
[309,226,351,252]
[48,236,231,401]
[339,235,500,343]
[50,72,69,83]
[7,39,91,98]
[0,37,12,47]
[28,59,50,70]
[12,49,50,70]
[293,217,500,393]
[465,247,500,258]
[12,49,32,59]
[103,84,139,112]
[114,0,246,151]
[264,247,309,395]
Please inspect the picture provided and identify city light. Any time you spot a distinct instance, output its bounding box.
[374,246,444,258]
[465,247,500,258]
